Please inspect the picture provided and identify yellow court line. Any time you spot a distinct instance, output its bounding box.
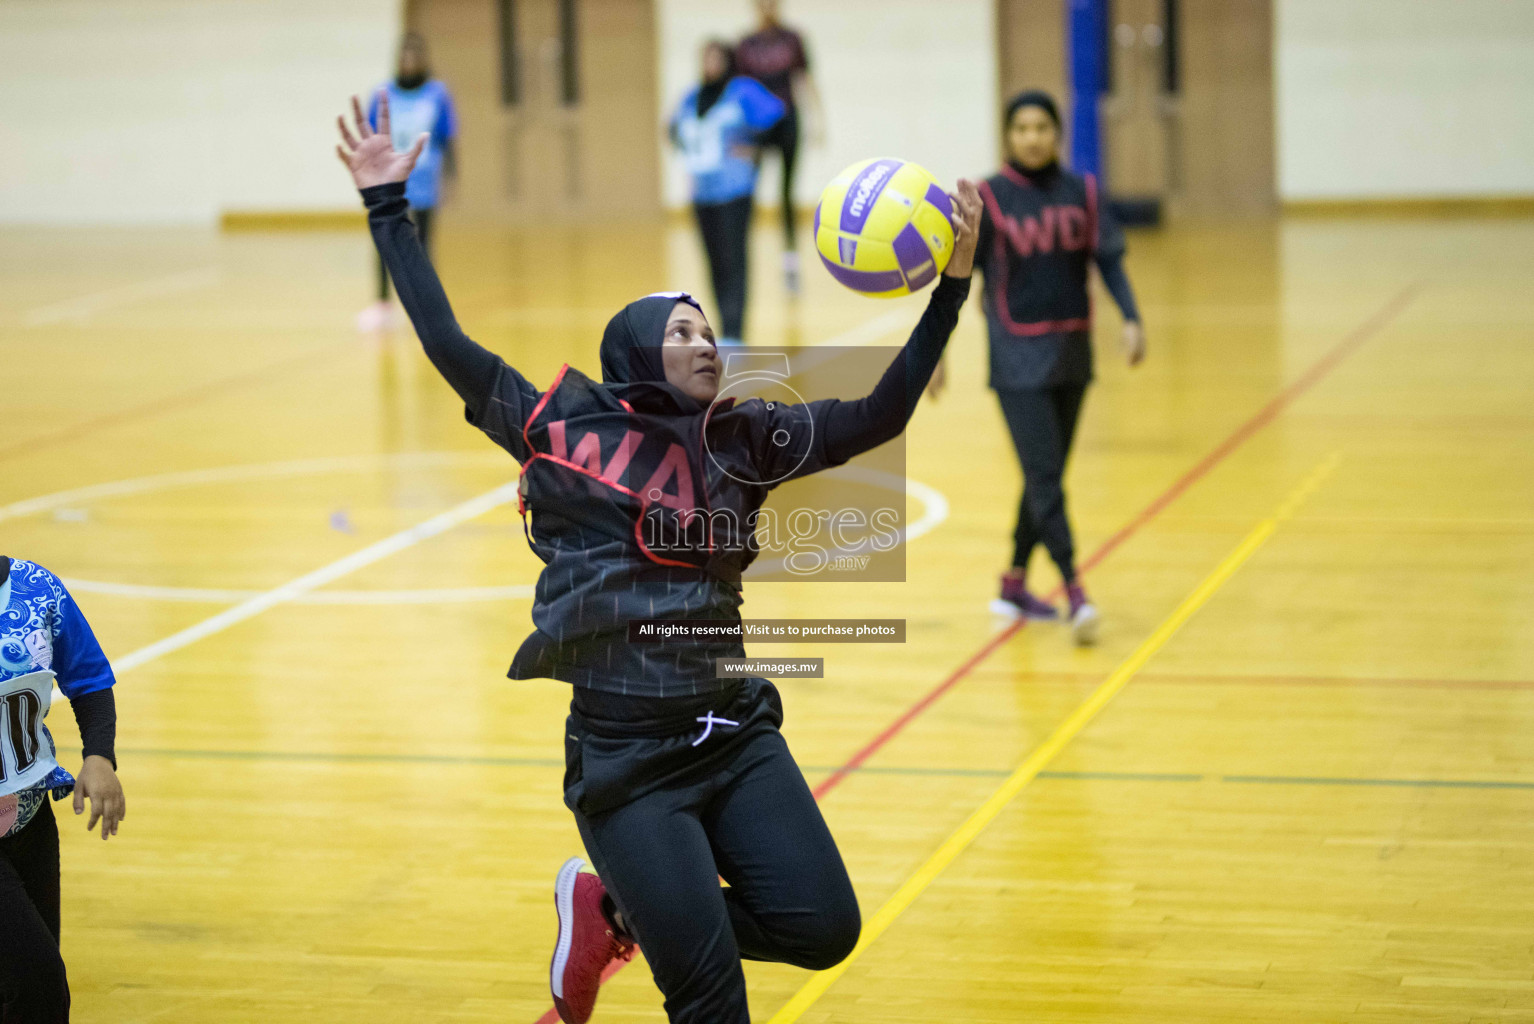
[766,452,1342,1024]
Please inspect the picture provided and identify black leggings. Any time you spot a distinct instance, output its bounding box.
[566,680,860,1024]
[758,108,800,248]
[377,205,434,301]
[693,195,754,342]
[0,800,69,1024]
[998,384,1088,582]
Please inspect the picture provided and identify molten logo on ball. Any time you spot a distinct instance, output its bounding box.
[815,157,955,299]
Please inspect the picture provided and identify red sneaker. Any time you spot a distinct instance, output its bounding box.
[551,857,636,1024]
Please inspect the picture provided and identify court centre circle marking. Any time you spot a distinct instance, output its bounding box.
[5,451,535,606]
[58,579,538,604]
[0,450,507,524]
[9,453,945,603]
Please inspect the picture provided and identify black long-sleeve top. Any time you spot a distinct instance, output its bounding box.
[363,182,965,465]
[363,181,969,695]
[975,163,1141,390]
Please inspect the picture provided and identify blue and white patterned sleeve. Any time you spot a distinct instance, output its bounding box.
[47,576,115,699]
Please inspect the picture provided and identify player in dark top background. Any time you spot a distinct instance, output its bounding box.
[931,90,1146,645]
[336,92,983,1024]
[735,0,825,296]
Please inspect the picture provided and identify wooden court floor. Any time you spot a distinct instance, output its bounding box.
[2,209,1533,1023]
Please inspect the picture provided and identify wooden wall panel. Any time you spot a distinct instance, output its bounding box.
[405,0,660,222]
[996,0,1068,161]
[1173,0,1276,213]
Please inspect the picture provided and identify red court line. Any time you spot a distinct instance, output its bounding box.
[532,283,1421,1024]
[810,281,1423,800]
[910,670,1534,691]
[0,341,355,464]
[1137,671,1534,690]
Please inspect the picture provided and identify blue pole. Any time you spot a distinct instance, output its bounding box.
[1067,0,1105,183]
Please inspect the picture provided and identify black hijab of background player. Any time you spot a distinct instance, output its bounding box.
[1005,89,1061,130]
[597,291,710,411]
[1003,89,1063,183]
[396,32,431,90]
[695,40,736,117]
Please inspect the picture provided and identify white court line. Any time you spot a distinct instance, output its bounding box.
[30,302,934,698]
[48,480,516,702]
[60,579,535,605]
[46,481,513,701]
[0,451,502,524]
[23,267,220,326]
[108,481,518,677]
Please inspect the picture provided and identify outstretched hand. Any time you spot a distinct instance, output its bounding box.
[335,91,427,190]
[943,178,984,279]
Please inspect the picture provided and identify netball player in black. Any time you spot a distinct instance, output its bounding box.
[934,90,1145,645]
[736,0,824,294]
[336,93,981,1024]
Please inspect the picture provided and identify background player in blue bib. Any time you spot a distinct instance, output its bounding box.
[359,33,458,332]
[0,556,125,1022]
[669,40,785,348]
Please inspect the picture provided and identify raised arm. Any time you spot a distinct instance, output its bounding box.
[336,93,534,429]
[818,180,983,464]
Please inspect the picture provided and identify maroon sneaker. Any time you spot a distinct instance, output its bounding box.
[551,858,635,1024]
[990,571,1060,621]
[1065,580,1100,646]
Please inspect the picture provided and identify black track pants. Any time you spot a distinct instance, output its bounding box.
[998,383,1088,581]
[693,195,754,342]
[565,680,860,1024]
[758,109,800,248]
[0,800,69,1024]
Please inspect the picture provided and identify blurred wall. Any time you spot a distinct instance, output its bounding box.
[407,0,660,221]
[0,0,401,225]
[1276,0,1534,200]
[1176,0,1274,213]
[996,0,1067,139]
[656,0,1000,210]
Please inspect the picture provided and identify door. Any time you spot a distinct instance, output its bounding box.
[408,0,660,222]
[1102,0,1176,210]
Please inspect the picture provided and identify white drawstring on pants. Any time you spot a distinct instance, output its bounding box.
[692,712,740,747]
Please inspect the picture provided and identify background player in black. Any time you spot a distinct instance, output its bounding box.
[336,92,983,1024]
[736,0,825,295]
[931,90,1145,645]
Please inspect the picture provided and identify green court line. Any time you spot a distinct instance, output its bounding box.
[119,747,566,769]
[1225,774,1534,790]
[119,747,1533,792]
[1039,770,1204,782]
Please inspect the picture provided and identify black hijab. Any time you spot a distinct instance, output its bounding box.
[696,41,735,117]
[1003,89,1063,185]
[598,292,708,413]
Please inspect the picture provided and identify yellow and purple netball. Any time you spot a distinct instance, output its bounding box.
[814,158,955,298]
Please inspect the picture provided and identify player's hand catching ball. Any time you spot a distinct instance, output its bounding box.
[74,754,125,841]
[335,91,428,190]
[943,178,984,279]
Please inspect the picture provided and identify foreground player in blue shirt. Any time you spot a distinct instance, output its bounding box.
[358,32,457,332]
[669,41,785,346]
[1,556,125,1023]
[337,93,982,1024]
